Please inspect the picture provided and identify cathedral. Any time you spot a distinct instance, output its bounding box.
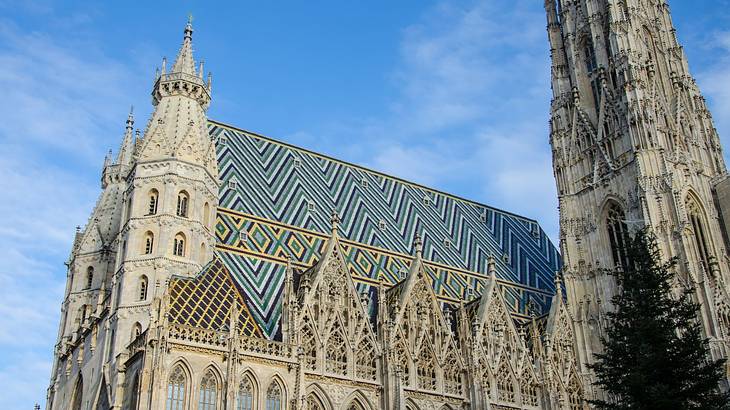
[46,1,730,409]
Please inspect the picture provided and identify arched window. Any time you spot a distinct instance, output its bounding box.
[71,375,83,410]
[176,191,189,218]
[346,400,366,410]
[147,189,159,215]
[129,372,140,410]
[301,319,317,370]
[236,374,255,410]
[687,197,713,274]
[496,361,517,403]
[79,305,88,325]
[416,346,437,391]
[520,370,540,407]
[443,355,462,395]
[173,233,186,257]
[198,369,219,410]
[166,365,187,410]
[265,380,283,410]
[606,202,629,269]
[306,393,325,410]
[584,40,597,73]
[567,372,583,410]
[143,232,154,255]
[325,327,348,375]
[203,202,210,226]
[200,243,206,263]
[355,336,377,380]
[132,322,142,340]
[139,275,148,301]
[85,266,94,289]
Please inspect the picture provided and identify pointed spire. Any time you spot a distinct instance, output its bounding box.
[171,17,196,75]
[554,270,564,299]
[116,107,135,166]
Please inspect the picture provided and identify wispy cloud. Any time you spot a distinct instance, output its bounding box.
[0,16,142,409]
[697,30,730,152]
[357,0,558,239]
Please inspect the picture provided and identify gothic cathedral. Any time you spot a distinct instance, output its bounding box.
[547,0,730,398]
[46,1,730,409]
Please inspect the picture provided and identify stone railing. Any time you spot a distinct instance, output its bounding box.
[238,335,294,359]
[168,324,228,349]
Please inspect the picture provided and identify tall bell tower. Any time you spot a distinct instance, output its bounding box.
[546,0,730,389]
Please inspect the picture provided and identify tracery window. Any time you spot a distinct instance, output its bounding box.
[301,319,317,370]
[85,266,94,289]
[325,327,348,375]
[520,371,540,407]
[567,373,583,410]
[166,365,187,410]
[355,336,377,380]
[394,336,410,385]
[144,231,154,255]
[306,393,325,410]
[606,202,629,269]
[443,357,462,395]
[198,369,219,410]
[496,362,517,403]
[139,275,148,301]
[173,233,186,257]
[265,381,283,410]
[236,375,255,410]
[416,346,437,391]
[176,191,189,218]
[687,198,713,274]
[147,189,159,215]
[346,399,366,410]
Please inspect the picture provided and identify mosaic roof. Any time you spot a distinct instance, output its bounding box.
[195,120,560,339]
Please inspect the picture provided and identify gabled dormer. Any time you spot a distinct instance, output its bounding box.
[294,211,380,382]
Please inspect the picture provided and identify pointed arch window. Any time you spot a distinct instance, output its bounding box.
[236,374,255,410]
[496,362,517,403]
[132,322,142,341]
[85,266,94,290]
[606,202,630,269]
[139,275,148,301]
[443,353,462,395]
[301,319,317,370]
[71,375,83,410]
[198,369,219,410]
[520,371,540,407]
[173,233,186,257]
[265,381,283,410]
[584,40,598,73]
[203,202,210,226]
[355,336,377,380]
[346,400,366,410]
[306,393,326,410]
[144,232,154,255]
[686,198,713,274]
[416,347,437,391]
[176,191,189,218]
[166,365,187,410]
[325,327,348,375]
[148,189,159,215]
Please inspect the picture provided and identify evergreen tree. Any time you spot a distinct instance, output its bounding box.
[590,229,729,410]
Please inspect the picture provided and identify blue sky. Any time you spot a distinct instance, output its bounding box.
[1,0,730,408]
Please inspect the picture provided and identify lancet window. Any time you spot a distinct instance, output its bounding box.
[301,318,317,370]
[606,202,629,269]
[85,267,94,289]
[687,197,713,274]
[325,327,348,375]
[416,346,437,391]
[496,361,517,404]
[355,334,377,380]
[176,191,189,218]
[139,275,148,301]
[265,381,283,410]
[173,233,186,257]
[198,369,219,410]
[144,231,154,255]
[166,365,187,410]
[236,375,255,410]
[306,394,326,410]
[520,370,540,407]
[147,189,159,215]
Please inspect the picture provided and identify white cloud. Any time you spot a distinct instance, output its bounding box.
[0,16,144,409]
[362,0,558,240]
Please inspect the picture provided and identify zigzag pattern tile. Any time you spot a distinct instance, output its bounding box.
[209,121,561,338]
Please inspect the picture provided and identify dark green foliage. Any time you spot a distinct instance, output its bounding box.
[590,229,729,410]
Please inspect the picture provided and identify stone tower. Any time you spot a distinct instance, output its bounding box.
[46,19,217,409]
[546,0,730,391]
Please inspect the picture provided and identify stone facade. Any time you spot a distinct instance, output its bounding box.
[546,0,730,398]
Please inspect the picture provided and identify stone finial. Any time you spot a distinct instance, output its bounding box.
[413,234,423,257]
[330,209,341,235]
[487,254,497,279]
